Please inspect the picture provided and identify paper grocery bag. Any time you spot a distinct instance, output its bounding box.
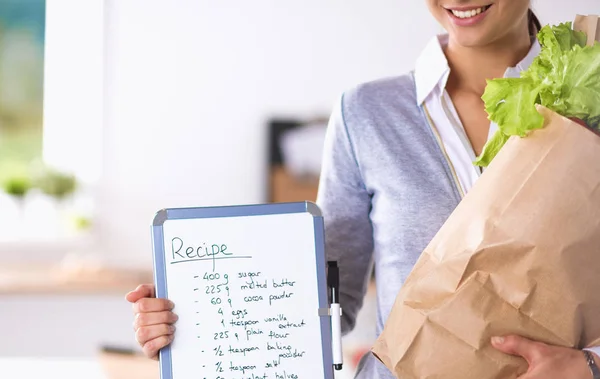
[371,106,600,379]
[575,14,600,46]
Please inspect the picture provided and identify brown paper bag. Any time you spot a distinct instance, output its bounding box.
[371,105,600,379]
[575,14,600,46]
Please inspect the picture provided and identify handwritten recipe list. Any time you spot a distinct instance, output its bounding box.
[162,215,327,379]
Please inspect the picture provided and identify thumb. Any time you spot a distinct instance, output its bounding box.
[491,335,539,365]
[125,284,155,303]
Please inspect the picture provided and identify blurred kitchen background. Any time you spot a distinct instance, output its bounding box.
[0,0,597,378]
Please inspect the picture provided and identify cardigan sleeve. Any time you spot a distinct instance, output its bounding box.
[316,93,375,334]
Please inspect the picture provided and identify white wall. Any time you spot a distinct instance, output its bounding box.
[533,1,599,27]
[43,0,104,184]
[98,0,442,266]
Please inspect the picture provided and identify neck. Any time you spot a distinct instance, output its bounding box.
[445,30,532,96]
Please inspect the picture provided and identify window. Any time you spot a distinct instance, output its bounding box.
[0,0,104,246]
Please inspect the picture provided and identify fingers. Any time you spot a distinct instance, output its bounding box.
[133,311,179,330]
[132,306,177,358]
[132,298,174,314]
[136,323,176,345]
[125,284,156,303]
[492,335,544,365]
[136,323,176,359]
[142,334,175,360]
[127,284,176,360]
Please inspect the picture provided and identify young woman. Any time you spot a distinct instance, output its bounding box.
[126,1,600,378]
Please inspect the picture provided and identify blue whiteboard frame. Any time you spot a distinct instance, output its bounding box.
[151,201,334,379]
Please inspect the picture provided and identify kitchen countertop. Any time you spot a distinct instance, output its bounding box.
[0,357,108,379]
[0,353,159,379]
[0,355,354,379]
[0,264,153,295]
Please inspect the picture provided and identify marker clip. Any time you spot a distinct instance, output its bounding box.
[327,261,344,371]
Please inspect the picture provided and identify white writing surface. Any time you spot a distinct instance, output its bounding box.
[162,212,326,379]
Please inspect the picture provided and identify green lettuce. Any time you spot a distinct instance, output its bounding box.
[475,22,600,167]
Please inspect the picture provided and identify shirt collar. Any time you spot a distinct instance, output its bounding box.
[506,38,541,78]
[415,34,450,105]
[414,34,542,105]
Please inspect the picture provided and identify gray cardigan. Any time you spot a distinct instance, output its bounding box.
[316,73,462,378]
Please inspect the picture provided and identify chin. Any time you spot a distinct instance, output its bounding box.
[448,30,496,48]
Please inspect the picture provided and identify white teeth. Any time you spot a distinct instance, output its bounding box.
[451,6,486,19]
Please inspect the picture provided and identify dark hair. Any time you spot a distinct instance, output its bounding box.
[528,9,542,37]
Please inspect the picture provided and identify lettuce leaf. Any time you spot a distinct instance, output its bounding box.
[473,129,510,167]
[482,77,544,137]
[476,22,600,167]
[561,45,600,121]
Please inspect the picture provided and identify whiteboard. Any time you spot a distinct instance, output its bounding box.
[151,202,334,379]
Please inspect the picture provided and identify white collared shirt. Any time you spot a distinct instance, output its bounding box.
[414,34,540,196]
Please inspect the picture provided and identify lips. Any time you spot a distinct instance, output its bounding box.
[445,4,492,19]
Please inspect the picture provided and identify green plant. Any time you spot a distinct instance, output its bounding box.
[71,215,92,231]
[0,163,33,198]
[2,175,32,197]
[34,167,77,200]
